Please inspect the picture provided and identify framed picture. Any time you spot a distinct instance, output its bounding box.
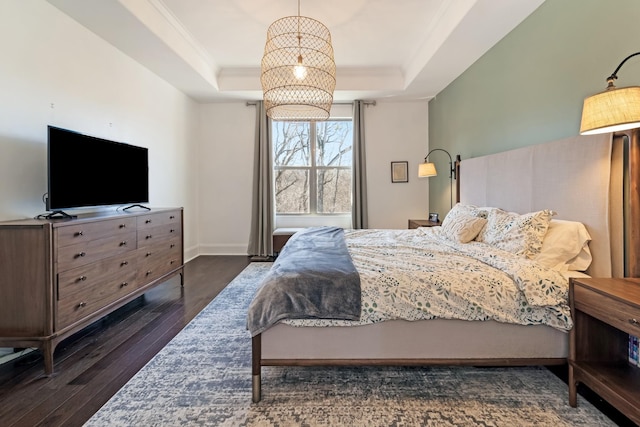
[391,161,408,183]
[429,212,439,222]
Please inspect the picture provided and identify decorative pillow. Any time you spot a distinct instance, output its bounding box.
[442,203,487,228]
[534,219,592,271]
[476,208,555,259]
[440,213,488,243]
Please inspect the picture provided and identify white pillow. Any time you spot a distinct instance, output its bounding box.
[476,208,555,259]
[534,219,592,271]
[442,203,487,226]
[440,213,488,243]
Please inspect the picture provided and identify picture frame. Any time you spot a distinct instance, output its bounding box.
[429,212,439,222]
[391,161,408,183]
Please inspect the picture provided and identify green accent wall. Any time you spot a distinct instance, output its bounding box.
[428,0,640,216]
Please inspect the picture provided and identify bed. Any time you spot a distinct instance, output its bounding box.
[248,133,625,403]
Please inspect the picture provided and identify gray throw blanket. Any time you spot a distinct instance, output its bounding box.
[247,226,361,336]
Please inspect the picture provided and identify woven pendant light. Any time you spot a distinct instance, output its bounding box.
[261,0,336,121]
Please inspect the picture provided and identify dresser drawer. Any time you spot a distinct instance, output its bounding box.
[137,211,181,231]
[57,252,138,300]
[574,284,640,336]
[56,231,137,272]
[138,236,181,259]
[137,223,181,248]
[56,217,137,248]
[56,268,139,329]
[137,244,182,284]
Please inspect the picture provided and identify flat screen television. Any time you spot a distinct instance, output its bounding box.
[47,126,149,212]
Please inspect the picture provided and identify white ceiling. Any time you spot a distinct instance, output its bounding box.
[47,0,545,103]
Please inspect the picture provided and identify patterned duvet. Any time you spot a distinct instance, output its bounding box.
[282,227,573,331]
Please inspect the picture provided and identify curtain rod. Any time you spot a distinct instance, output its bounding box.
[246,100,376,106]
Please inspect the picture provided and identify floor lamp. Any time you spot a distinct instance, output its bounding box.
[580,51,640,277]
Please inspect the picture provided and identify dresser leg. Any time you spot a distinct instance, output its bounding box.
[568,365,577,407]
[42,340,54,376]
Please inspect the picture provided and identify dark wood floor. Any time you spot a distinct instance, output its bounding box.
[0,255,635,426]
[0,255,250,427]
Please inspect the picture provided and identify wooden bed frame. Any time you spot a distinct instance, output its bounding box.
[251,133,628,403]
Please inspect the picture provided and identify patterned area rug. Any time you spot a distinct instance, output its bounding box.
[86,263,615,426]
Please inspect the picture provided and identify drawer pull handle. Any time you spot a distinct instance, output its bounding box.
[170,215,175,219]
[75,251,86,258]
[120,282,128,288]
[170,259,175,264]
[630,318,639,326]
[146,252,152,257]
[170,244,175,248]
[146,270,152,276]
[145,219,152,224]
[75,231,84,237]
[121,261,129,266]
[77,302,87,308]
[170,229,175,233]
[146,235,152,239]
[120,241,127,246]
[119,224,126,228]
[78,276,87,282]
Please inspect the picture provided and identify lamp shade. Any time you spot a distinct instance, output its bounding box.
[418,162,437,177]
[261,15,336,121]
[580,86,640,135]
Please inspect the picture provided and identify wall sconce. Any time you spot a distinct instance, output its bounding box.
[418,148,457,208]
[580,52,640,135]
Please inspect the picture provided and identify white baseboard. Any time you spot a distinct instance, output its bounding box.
[196,243,248,256]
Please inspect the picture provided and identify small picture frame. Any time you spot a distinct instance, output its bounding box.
[429,212,439,222]
[391,161,408,183]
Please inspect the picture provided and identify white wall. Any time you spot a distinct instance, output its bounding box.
[197,99,431,254]
[365,100,430,229]
[197,102,256,254]
[0,1,200,258]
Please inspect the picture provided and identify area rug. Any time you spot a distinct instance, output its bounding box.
[86,263,615,426]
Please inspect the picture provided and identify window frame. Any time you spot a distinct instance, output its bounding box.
[273,119,353,216]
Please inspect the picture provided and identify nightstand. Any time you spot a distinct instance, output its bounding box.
[408,219,441,229]
[272,228,304,254]
[569,277,640,425]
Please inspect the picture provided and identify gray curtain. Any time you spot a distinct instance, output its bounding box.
[247,101,274,257]
[352,101,369,229]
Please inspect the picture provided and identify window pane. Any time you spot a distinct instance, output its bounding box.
[316,121,353,167]
[317,169,352,213]
[275,169,310,213]
[273,121,311,167]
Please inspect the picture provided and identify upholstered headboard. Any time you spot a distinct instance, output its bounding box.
[459,134,623,278]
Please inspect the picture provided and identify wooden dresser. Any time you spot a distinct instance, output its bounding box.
[0,207,184,374]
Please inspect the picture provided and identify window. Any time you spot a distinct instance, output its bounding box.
[273,120,353,215]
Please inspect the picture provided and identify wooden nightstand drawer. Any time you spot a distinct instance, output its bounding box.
[574,285,640,336]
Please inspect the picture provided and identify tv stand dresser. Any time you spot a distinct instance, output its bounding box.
[0,207,183,374]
